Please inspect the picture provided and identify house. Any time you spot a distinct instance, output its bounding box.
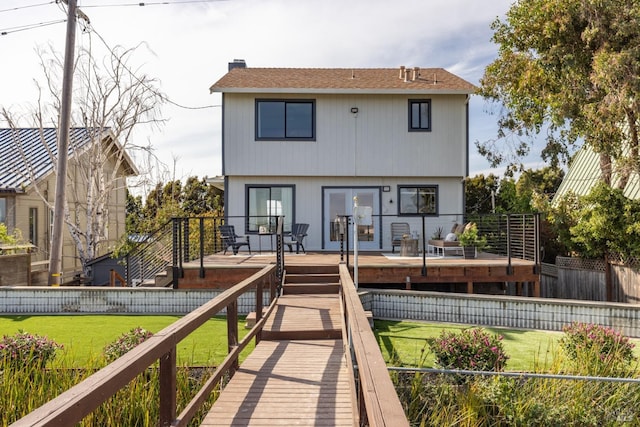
[553,144,640,204]
[0,128,137,283]
[209,60,476,251]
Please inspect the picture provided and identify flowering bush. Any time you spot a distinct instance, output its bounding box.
[559,322,635,373]
[0,330,62,369]
[104,327,154,362]
[428,328,509,371]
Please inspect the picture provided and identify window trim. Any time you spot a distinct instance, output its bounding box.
[408,99,431,132]
[397,185,439,216]
[255,99,316,141]
[245,184,295,234]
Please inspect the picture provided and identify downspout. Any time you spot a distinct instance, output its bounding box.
[463,94,470,214]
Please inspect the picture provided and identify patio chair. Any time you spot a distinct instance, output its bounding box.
[219,225,251,255]
[391,222,410,253]
[284,223,309,254]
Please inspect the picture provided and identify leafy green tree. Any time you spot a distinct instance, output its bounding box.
[182,176,223,215]
[479,0,640,187]
[464,174,500,214]
[570,182,640,261]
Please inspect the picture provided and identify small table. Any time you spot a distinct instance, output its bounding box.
[400,239,418,257]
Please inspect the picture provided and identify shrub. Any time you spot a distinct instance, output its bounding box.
[0,330,62,369]
[560,322,636,375]
[104,327,154,362]
[428,327,509,372]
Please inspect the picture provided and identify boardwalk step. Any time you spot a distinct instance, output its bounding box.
[284,273,340,283]
[282,283,340,294]
[262,293,342,342]
[283,264,338,275]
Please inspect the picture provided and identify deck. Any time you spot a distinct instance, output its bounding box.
[201,266,359,426]
[179,250,541,296]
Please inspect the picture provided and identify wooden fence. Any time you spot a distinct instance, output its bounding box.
[541,257,640,303]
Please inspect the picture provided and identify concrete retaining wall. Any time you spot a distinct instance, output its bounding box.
[363,289,640,338]
[2,287,640,338]
[0,287,272,315]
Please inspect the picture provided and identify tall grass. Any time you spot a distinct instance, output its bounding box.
[0,356,217,426]
[391,323,640,426]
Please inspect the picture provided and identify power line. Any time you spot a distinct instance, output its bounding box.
[79,0,228,8]
[0,19,66,36]
[88,26,220,110]
[0,1,57,14]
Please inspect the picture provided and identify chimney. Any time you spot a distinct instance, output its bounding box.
[228,59,247,71]
[399,65,406,79]
[412,67,420,81]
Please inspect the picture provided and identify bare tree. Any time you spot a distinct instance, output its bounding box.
[2,44,165,278]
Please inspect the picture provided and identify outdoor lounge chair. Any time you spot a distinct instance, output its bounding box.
[284,223,309,254]
[391,222,411,253]
[219,225,251,255]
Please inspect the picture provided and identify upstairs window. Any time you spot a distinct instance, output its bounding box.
[408,99,431,131]
[398,185,438,215]
[256,100,315,140]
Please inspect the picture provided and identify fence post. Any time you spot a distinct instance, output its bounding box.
[506,215,513,275]
[172,218,179,289]
[199,217,205,278]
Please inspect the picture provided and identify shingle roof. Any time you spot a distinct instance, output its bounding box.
[0,128,97,192]
[210,67,477,94]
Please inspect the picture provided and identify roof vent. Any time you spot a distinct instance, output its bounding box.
[399,65,406,79]
[228,59,247,71]
[412,67,420,81]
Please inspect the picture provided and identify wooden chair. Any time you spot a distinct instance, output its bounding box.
[219,225,251,255]
[390,222,410,253]
[284,223,309,254]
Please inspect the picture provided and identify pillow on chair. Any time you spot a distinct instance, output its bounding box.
[445,233,457,242]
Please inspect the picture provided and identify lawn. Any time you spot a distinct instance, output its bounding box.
[3,315,639,373]
[0,315,251,367]
[376,319,564,371]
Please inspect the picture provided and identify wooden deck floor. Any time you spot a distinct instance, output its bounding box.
[200,339,353,426]
[201,267,356,426]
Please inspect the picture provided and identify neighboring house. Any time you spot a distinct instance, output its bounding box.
[0,128,137,283]
[209,60,476,251]
[553,144,640,204]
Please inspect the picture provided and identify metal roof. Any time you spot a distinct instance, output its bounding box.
[1,128,98,192]
[553,145,640,204]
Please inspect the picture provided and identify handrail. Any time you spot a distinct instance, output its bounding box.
[11,265,279,427]
[339,263,409,427]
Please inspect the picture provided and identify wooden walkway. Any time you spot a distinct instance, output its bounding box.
[201,266,356,426]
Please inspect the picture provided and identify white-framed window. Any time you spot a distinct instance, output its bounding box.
[408,99,431,131]
[0,198,5,224]
[256,99,315,140]
[29,207,37,244]
[398,185,438,215]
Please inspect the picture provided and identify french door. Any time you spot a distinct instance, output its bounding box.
[323,187,380,250]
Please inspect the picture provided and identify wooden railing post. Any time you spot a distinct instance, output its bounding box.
[256,282,263,344]
[159,346,177,426]
[227,300,239,373]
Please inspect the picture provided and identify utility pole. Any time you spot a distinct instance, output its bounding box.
[48,0,77,286]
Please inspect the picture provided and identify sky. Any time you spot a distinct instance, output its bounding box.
[0,0,547,192]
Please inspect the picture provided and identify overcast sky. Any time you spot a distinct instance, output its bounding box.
[0,0,545,188]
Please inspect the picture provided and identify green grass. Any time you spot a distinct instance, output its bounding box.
[0,315,251,367]
[4,315,639,373]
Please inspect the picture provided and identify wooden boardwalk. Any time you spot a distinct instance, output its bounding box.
[201,266,357,426]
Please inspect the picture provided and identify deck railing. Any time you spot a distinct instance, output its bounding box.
[11,265,279,427]
[339,263,409,427]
